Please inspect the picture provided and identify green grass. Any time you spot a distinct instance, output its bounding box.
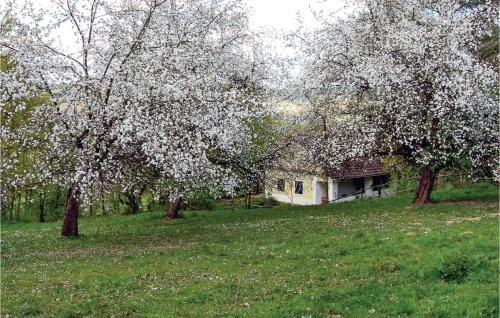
[1,183,498,317]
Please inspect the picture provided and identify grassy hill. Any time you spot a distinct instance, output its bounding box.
[1,184,498,317]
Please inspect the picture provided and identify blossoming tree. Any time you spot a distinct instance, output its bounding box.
[298,0,498,203]
[1,0,265,235]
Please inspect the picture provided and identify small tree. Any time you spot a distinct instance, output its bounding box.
[298,0,498,203]
[209,115,294,209]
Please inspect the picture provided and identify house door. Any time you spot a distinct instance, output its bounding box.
[316,181,328,204]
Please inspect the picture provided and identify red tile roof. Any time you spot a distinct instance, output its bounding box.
[327,158,388,179]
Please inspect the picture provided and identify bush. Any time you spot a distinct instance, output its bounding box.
[254,197,279,207]
[438,254,474,282]
[186,196,216,211]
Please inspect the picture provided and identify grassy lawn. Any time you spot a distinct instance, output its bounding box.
[1,183,498,317]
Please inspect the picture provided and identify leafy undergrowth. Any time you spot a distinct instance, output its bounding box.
[1,183,498,317]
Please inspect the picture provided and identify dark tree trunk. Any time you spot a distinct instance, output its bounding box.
[123,192,140,215]
[38,192,45,223]
[61,184,80,236]
[9,193,14,221]
[412,166,439,204]
[100,193,107,215]
[0,193,6,218]
[15,192,21,221]
[166,197,182,220]
[89,197,93,216]
[0,195,12,219]
[27,190,33,212]
[53,186,61,209]
[245,192,251,209]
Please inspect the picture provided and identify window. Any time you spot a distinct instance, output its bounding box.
[294,181,304,195]
[277,179,285,192]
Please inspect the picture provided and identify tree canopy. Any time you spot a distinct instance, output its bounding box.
[296,0,498,203]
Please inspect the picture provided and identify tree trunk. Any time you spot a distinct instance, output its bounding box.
[54,186,61,209]
[100,193,107,215]
[89,197,93,217]
[0,193,6,218]
[245,192,251,209]
[61,184,80,236]
[166,197,182,220]
[15,192,21,221]
[124,192,140,215]
[412,166,438,204]
[38,192,45,223]
[3,193,13,219]
[27,190,32,212]
[8,193,14,221]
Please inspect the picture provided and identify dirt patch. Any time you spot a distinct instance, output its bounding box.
[445,212,499,225]
[445,216,482,225]
[454,201,498,209]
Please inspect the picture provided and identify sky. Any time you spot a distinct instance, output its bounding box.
[2,0,348,54]
[4,0,347,32]
[245,0,347,32]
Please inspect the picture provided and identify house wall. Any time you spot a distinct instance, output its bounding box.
[267,172,320,205]
[328,179,337,201]
[364,177,375,197]
[315,181,329,204]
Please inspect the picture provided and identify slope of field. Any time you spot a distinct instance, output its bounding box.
[1,184,498,317]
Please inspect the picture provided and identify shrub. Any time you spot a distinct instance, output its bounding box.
[187,196,215,211]
[438,254,474,282]
[254,197,279,207]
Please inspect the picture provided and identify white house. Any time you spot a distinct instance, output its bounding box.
[267,159,392,205]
